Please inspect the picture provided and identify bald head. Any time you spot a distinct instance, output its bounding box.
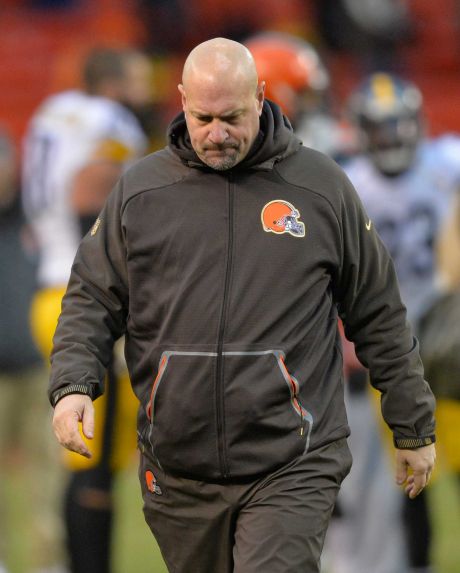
[182,38,258,95]
[178,38,265,170]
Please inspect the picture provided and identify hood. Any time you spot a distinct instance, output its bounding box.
[167,99,302,171]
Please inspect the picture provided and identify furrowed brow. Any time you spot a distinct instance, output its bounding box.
[192,109,245,121]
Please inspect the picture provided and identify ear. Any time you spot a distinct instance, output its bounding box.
[256,81,265,116]
[178,84,187,112]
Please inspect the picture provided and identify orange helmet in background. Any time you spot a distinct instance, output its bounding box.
[245,32,330,120]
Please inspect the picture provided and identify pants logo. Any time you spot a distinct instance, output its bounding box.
[145,469,162,495]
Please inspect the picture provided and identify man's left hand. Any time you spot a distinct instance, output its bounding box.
[395,443,436,499]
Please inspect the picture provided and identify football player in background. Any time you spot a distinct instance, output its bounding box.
[22,47,153,573]
[341,72,460,573]
[245,31,356,163]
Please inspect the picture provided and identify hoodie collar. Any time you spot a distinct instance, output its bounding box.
[167,99,302,171]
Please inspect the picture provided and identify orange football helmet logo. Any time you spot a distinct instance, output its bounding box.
[145,470,162,495]
[246,32,329,119]
[261,200,305,237]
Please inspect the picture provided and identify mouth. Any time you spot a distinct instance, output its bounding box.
[203,144,239,153]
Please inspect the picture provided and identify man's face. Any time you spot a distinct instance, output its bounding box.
[179,78,264,171]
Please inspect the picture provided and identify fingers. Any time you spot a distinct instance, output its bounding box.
[395,444,436,499]
[404,472,427,499]
[426,468,433,485]
[82,407,95,440]
[52,394,94,458]
[395,454,408,487]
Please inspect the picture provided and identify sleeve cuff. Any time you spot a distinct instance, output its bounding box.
[51,384,94,407]
[393,435,436,449]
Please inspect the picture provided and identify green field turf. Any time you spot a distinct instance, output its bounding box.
[429,469,460,573]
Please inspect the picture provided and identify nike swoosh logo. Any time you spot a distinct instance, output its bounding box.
[365,219,372,231]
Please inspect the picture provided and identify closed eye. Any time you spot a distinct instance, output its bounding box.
[193,111,244,124]
[196,115,213,124]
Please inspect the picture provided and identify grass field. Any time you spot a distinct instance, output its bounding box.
[113,463,167,573]
[4,461,460,572]
[429,470,460,573]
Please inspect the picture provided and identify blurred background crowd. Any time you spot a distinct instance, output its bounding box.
[1,1,460,573]
[2,0,460,148]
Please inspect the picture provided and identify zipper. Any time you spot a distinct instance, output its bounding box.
[298,398,307,437]
[147,354,168,421]
[279,355,307,436]
[215,174,235,478]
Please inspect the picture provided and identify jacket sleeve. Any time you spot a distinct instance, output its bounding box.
[334,173,436,448]
[49,179,128,406]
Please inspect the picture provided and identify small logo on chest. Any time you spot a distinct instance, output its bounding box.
[261,200,305,237]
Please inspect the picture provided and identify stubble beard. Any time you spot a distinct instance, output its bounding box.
[201,146,240,171]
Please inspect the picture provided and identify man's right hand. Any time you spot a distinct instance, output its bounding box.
[52,394,94,458]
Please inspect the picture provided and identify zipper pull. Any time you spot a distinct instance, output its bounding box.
[298,400,306,437]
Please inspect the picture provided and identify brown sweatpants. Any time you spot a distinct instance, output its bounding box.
[138,438,352,573]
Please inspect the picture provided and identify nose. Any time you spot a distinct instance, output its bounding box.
[208,120,228,145]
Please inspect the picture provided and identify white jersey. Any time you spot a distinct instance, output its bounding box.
[22,90,147,287]
[343,135,460,328]
[296,111,357,161]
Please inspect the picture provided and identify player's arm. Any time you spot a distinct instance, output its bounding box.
[71,138,135,233]
[72,160,123,216]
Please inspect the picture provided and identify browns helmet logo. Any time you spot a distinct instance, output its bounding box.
[261,200,305,237]
[145,469,162,495]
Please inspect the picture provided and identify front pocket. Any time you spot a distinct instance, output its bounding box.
[224,350,309,432]
[276,352,310,438]
[146,350,220,478]
[223,349,313,476]
[145,348,313,479]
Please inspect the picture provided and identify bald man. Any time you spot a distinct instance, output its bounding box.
[49,38,435,572]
